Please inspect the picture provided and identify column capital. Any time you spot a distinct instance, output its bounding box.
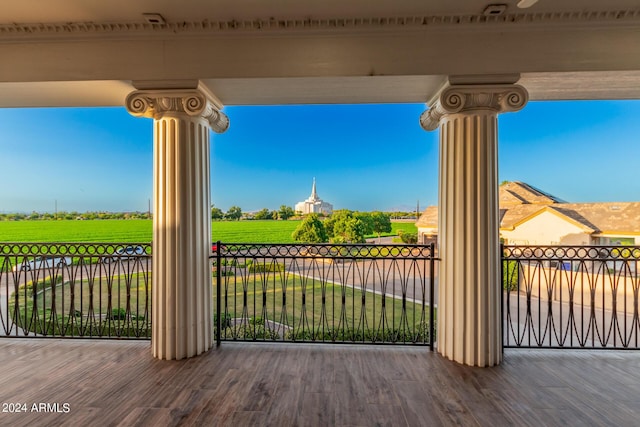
[420,84,528,131]
[125,89,229,133]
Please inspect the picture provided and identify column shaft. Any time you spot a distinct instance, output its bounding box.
[438,112,500,366]
[153,116,212,360]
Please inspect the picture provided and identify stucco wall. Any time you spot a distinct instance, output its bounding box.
[501,210,590,245]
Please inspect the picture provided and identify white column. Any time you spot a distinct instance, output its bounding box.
[421,84,527,367]
[126,89,229,360]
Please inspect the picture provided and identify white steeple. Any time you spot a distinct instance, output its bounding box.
[295,177,333,215]
[311,177,318,200]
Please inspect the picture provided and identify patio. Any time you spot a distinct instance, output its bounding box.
[1,339,638,426]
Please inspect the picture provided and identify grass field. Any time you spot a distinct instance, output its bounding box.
[0,220,152,243]
[0,219,417,243]
[12,267,430,341]
[10,271,151,337]
[214,273,429,335]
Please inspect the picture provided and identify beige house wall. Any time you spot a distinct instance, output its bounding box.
[418,227,438,244]
[421,220,640,247]
[501,211,590,245]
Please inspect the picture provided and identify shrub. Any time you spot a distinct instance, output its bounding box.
[503,260,519,291]
[108,308,127,320]
[223,324,279,340]
[9,312,150,338]
[285,323,432,344]
[249,316,264,326]
[399,231,418,244]
[214,312,232,328]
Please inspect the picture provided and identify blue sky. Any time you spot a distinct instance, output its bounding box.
[0,100,639,213]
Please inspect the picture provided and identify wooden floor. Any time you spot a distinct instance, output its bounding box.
[0,340,639,427]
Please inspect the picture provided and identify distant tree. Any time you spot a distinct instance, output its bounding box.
[211,205,224,220]
[225,206,242,221]
[324,210,367,243]
[8,213,26,221]
[270,210,279,220]
[292,214,328,243]
[370,211,392,241]
[254,208,272,220]
[356,212,374,236]
[278,205,295,220]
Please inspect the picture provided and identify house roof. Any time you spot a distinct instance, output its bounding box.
[416,182,640,235]
[499,204,551,229]
[415,206,437,229]
[503,205,597,233]
[498,181,564,206]
[552,202,640,234]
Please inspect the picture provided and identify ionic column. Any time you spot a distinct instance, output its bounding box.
[126,89,229,360]
[420,84,527,367]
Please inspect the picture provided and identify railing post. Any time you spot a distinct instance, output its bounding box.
[216,240,222,347]
[500,243,504,355]
[429,242,435,351]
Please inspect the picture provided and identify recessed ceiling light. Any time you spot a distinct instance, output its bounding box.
[483,4,508,16]
[143,13,166,25]
[517,0,539,8]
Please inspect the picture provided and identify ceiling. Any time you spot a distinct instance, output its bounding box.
[1,0,639,107]
[2,0,640,23]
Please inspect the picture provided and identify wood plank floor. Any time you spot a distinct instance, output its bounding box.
[0,340,639,426]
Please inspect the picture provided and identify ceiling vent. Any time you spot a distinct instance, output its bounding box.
[143,13,166,25]
[483,4,508,16]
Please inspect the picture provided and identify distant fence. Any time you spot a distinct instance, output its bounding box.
[503,245,640,349]
[0,243,151,339]
[213,242,437,346]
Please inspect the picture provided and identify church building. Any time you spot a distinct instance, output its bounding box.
[295,179,333,215]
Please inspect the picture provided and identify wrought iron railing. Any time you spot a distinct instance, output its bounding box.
[213,242,436,346]
[0,243,151,338]
[503,245,640,349]
[9,240,637,351]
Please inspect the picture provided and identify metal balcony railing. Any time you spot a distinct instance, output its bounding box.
[5,241,638,351]
[213,242,437,346]
[502,245,640,349]
[0,243,151,339]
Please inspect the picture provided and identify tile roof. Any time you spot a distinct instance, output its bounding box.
[415,205,437,228]
[498,181,564,206]
[416,182,640,235]
[551,202,640,234]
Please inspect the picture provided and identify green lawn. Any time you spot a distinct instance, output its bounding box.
[212,220,300,243]
[216,268,431,343]
[0,219,152,242]
[12,266,431,342]
[10,271,151,337]
[0,219,416,243]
